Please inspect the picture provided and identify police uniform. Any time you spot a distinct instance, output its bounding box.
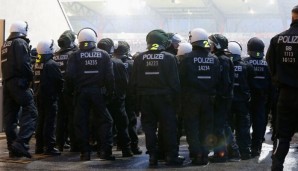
[243,39,271,157]
[34,41,63,155]
[266,6,298,170]
[1,27,38,158]
[107,57,133,157]
[230,54,255,159]
[54,31,79,152]
[180,45,220,164]
[117,52,142,154]
[65,29,115,161]
[131,29,183,166]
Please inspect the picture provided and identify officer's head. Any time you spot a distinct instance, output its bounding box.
[77,28,97,50]
[188,28,210,48]
[10,21,28,37]
[177,42,192,56]
[247,37,265,58]
[114,41,130,56]
[97,38,114,55]
[146,29,170,51]
[228,41,242,62]
[30,48,37,65]
[36,39,55,63]
[292,5,298,21]
[208,34,228,53]
[58,30,76,49]
[168,33,184,49]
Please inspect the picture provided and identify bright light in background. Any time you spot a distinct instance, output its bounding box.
[269,0,275,5]
[249,7,255,14]
[104,0,146,15]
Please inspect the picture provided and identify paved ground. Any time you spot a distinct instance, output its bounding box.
[0,129,297,171]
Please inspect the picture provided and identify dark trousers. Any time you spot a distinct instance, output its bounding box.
[125,96,139,145]
[35,96,58,150]
[183,93,214,157]
[230,101,251,155]
[272,87,298,171]
[107,98,131,149]
[140,94,179,158]
[56,92,69,148]
[3,78,38,151]
[250,91,267,151]
[74,87,113,153]
[213,97,231,154]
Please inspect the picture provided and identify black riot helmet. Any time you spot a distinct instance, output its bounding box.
[97,38,114,55]
[114,41,130,55]
[146,29,170,51]
[208,34,228,53]
[247,37,265,58]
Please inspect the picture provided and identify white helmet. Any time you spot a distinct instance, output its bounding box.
[10,21,28,36]
[228,41,242,56]
[177,42,192,56]
[36,39,55,54]
[189,28,209,48]
[78,28,97,43]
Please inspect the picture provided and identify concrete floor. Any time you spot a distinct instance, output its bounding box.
[0,130,297,171]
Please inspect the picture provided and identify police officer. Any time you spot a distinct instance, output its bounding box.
[1,21,38,158]
[208,34,234,162]
[166,33,184,55]
[113,40,142,155]
[98,38,133,157]
[228,41,255,160]
[54,30,79,152]
[266,5,298,171]
[65,28,115,161]
[176,42,192,63]
[243,37,271,157]
[34,39,63,155]
[131,29,184,166]
[180,28,220,165]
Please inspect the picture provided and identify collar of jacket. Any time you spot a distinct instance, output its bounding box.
[290,19,298,27]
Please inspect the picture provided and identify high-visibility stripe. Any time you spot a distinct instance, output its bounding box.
[145,72,159,75]
[197,76,211,79]
[84,71,98,74]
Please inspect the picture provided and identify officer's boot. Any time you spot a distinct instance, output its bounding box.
[271,138,290,171]
[80,152,91,161]
[131,142,142,155]
[192,153,208,166]
[165,155,185,166]
[251,141,262,157]
[98,150,116,161]
[122,147,133,157]
[149,153,158,167]
[209,151,228,163]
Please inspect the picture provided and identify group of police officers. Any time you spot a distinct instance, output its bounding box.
[1,5,298,171]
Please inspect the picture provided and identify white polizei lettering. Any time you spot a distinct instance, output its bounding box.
[145,72,160,75]
[255,76,265,79]
[80,52,102,58]
[234,83,240,86]
[197,76,211,79]
[1,58,7,63]
[54,55,68,60]
[84,70,99,74]
[142,54,164,60]
[277,36,298,44]
[249,60,267,66]
[193,57,214,64]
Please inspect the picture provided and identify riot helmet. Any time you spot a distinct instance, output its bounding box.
[97,38,114,54]
[208,34,228,52]
[36,39,55,63]
[9,21,28,37]
[228,41,242,61]
[58,30,76,49]
[114,41,130,55]
[146,29,170,50]
[177,42,192,56]
[37,39,55,55]
[77,28,97,43]
[247,37,264,58]
[188,28,209,48]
